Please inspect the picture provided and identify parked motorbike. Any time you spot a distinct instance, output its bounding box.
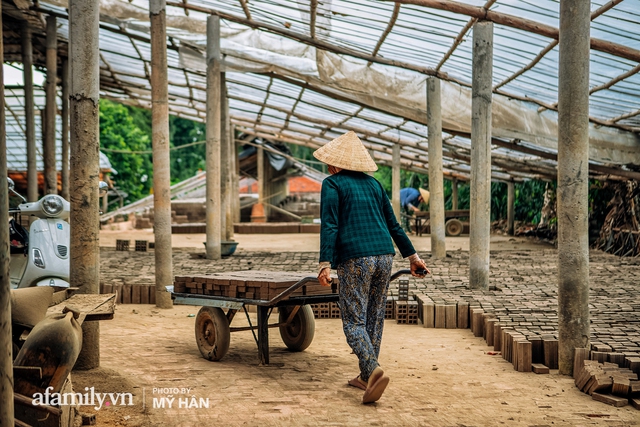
[7,178,108,289]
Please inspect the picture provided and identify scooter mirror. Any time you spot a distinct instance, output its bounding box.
[7,177,15,190]
[99,181,109,197]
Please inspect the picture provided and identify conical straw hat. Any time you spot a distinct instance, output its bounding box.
[313,131,378,172]
[419,188,430,205]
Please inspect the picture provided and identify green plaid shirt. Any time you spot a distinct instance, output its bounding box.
[319,170,416,268]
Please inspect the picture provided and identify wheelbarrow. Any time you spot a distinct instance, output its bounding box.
[168,269,417,365]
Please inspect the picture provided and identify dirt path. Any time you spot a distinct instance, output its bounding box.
[72,304,638,427]
[79,227,639,426]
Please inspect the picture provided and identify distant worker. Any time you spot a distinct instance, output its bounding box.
[400,187,429,231]
[400,187,430,213]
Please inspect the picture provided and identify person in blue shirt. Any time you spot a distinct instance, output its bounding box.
[400,187,429,231]
[400,187,429,212]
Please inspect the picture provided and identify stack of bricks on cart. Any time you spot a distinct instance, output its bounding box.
[573,348,640,409]
[173,270,336,300]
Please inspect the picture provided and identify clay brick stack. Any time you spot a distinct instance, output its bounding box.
[173,270,336,301]
[574,349,640,408]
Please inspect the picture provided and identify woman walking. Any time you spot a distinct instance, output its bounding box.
[314,131,429,404]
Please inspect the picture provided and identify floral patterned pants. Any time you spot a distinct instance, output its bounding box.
[337,254,393,382]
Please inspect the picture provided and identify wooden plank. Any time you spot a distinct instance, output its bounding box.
[46,294,116,321]
[592,392,628,407]
[631,398,640,410]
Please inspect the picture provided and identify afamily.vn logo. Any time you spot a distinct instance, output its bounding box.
[32,387,134,410]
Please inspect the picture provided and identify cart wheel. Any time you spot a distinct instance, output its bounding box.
[279,305,315,352]
[195,306,230,361]
[445,218,463,237]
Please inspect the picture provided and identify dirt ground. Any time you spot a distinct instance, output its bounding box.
[73,304,639,427]
[64,228,639,426]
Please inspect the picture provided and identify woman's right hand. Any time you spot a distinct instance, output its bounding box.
[318,267,332,287]
[410,258,430,277]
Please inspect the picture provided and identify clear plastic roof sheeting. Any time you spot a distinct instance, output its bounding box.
[4,0,640,182]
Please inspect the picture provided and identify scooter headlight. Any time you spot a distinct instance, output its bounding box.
[42,195,64,217]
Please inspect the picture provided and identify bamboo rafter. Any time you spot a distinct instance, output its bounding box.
[238,0,251,21]
[435,0,497,72]
[367,2,401,66]
[310,0,318,39]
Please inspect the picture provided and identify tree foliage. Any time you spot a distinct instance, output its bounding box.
[99,100,208,209]
[99,100,153,204]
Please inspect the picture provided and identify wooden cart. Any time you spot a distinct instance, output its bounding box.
[169,269,413,365]
[406,209,470,237]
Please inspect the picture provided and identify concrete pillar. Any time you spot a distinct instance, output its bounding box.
[427,77,446,259]
[507,181,515,235]
[61,59,70,201]
[220,72,233,241]
[391,143,401,221]
[451,178,458,211]
[150,0,174,306]
[44,15,58,195]
[469,21,493,290]
[0,2,15,423]
[69,0,101,370]
[21,26,38,202]
[557,0,590,376]
[205,14,222,259]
